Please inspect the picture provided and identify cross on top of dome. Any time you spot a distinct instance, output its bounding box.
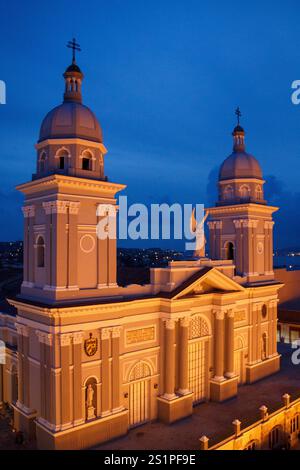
[67,38,81,64]
[235,106,241,125]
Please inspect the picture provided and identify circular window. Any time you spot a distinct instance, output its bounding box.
[80,234,95,253]
[257,241,264,254]
[262,304,268,318]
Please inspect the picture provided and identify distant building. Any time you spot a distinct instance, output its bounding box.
[0,52,282,450]
[275,268,300,343]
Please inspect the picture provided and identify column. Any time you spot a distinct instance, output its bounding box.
[16,324,24,407]
[225,310,235,378]
[101,328,111,416]
[42,202,52,288]
[21,206,34,286]
[213,310,225,381]
[178,317,190,395]
[269,222,274,274]
[233,220,242,275]
[73,332,84,425]
[264,221,268,274]
[215,221,222,259]
[21,206,35,286]
[96,205,109,288]
[242,219,258,276]
[270,301,278,355]
[60,333,71,429]
[51,201,68,288]
[111,327,122,412]
[28,210,35,285]
[208,222,216,259]
[22,326,30,409]
[36,331,46,420]
[68,202,80,289]
[163,319,176,400]
[257,304,262,361]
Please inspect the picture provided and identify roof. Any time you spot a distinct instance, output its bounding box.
[38,101,103,143]
[219,151,263,181]
[278,298,300,324]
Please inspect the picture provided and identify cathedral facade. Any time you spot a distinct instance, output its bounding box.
[0,55,282,450]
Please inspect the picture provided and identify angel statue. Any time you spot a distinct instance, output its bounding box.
[190,208,209,258]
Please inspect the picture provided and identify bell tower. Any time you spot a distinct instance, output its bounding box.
[17,41,125,303]
[207,110,278,283]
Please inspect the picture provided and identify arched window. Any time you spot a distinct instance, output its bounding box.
[255,185,263,200]
[290,414,300,434]
[240,185,250,200]
[82,151,93,171]
[56,148,69,170]
[39,152,46,173]
[36,235,45,268]
[244,440,258,451]
[224,185,234,201]
[225,241,234,260]
[269,426,283,449]
[262,332,267,360]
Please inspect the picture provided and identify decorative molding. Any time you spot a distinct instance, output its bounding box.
[234,310,246,322]
[111,326,122,338]
[264,221,275,229]
[96,203,117,217]
[22,205,35,218]
[101,328,111,340]
[180,317,190,328]
[233,219,242,229]
[60,333,72,346]
[52,200,69,214]
[213,310,225,320]
[227,309,235,318]
[35,330,53,345]
[69,201,81,215]
[42,201,53,215]
[16,324,29,337]
[73,332,83,344]
[79,234,95,254]
[125,326,155,345]
[165,319,175,330]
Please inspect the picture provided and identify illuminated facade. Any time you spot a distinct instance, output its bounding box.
[0,57,282,450]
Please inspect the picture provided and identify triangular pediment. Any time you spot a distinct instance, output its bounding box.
[171,267,244,299]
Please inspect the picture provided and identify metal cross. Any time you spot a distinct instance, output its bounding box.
[67,38,81,63]
[235,106,242,125]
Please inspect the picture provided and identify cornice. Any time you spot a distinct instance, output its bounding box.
[16,174,126,196]
[206,203,278,215]
[35,138,107,155]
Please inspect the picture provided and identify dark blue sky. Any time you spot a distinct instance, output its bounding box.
[1,0,300,248]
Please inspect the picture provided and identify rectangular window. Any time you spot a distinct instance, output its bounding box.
[59,156,65,169]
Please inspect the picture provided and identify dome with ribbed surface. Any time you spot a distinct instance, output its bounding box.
[219,123,263,181]
[38,101,103,143]
[219,151,263,180]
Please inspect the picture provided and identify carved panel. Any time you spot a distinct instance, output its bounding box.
[234,310,246,322]
[129,361,151,382]
[125,326,155,346]
[189,316,209,339]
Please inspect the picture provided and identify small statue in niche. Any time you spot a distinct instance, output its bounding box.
[86,383,95,420]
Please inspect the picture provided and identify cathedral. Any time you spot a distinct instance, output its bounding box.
[0,51,282,450]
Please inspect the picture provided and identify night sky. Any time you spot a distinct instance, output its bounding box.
[1,0,300,249]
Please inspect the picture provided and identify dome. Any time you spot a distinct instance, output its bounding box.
[219,120,263,181]
[38,101,103,143]
[219,151,263,181]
